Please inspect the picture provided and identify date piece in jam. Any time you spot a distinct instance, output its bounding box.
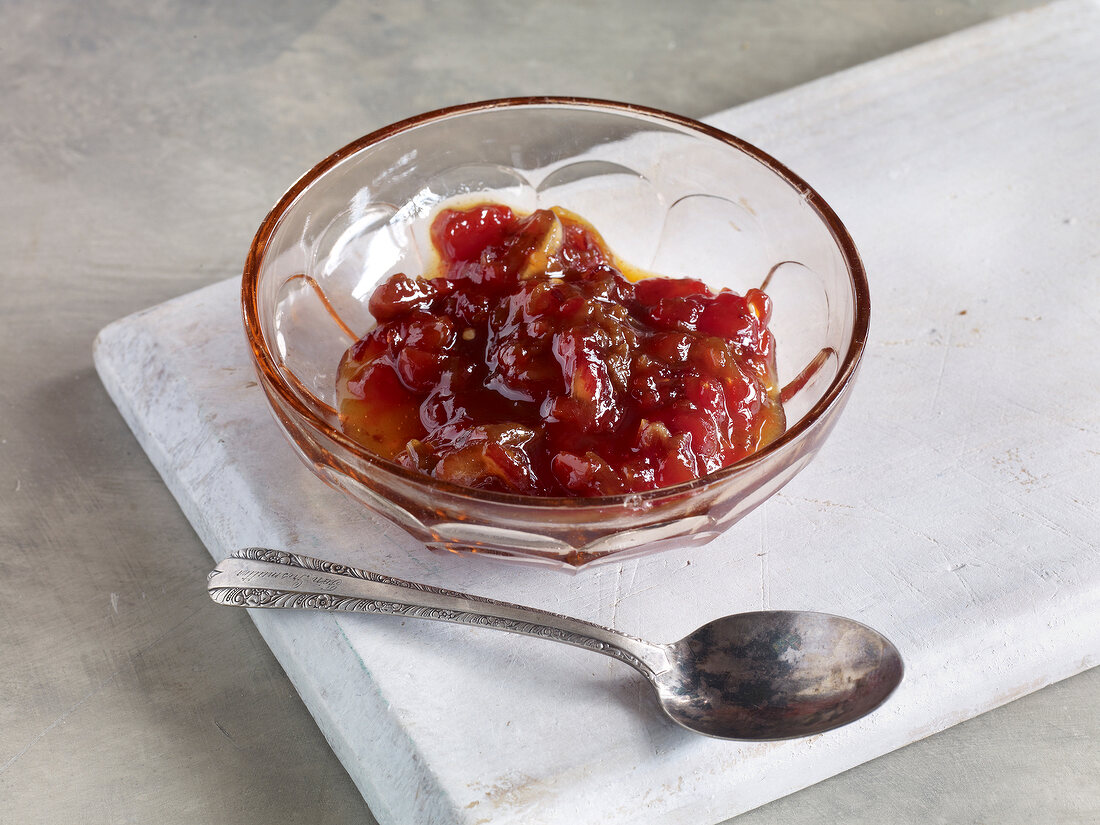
[336,202,785,497]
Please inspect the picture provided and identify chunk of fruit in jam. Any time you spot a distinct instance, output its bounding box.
[336,202,785,496]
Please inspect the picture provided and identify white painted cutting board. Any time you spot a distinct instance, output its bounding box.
[95,2,1100,822]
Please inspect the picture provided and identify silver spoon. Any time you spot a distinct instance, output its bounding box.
[208,547,903,740]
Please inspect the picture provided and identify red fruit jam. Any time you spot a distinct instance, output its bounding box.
[336,202,785,497]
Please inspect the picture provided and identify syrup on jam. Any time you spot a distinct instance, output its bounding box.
[336,202,785,496]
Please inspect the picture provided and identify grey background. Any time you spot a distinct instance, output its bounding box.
[2,1,1096,823]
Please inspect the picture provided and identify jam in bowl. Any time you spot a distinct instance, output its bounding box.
[337,201,787,497]
[242,98,869,568]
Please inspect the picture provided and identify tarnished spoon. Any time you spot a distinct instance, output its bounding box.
[208,548,903,740]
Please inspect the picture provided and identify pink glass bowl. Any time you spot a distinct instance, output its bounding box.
[242,98,869,569]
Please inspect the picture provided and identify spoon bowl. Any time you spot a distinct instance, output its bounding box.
[208,548,902,740]
[656,612,903,739]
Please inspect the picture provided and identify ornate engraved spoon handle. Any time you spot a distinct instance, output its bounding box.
[208,548,669,679]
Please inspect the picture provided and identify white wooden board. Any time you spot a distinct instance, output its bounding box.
[94,2,1100,822]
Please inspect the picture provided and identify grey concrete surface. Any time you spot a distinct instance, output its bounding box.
[1,1,1096,823]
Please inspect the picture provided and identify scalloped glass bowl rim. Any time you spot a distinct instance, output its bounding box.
[242,96,869,508]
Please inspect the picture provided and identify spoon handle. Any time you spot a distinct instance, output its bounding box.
[208,548,669,679]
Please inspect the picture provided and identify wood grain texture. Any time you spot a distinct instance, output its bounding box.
[91,2,1099,823]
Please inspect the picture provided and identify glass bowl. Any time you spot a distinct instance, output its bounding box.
[242,97,868,569]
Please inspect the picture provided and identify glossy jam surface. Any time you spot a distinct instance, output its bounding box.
[336,203,785,496]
